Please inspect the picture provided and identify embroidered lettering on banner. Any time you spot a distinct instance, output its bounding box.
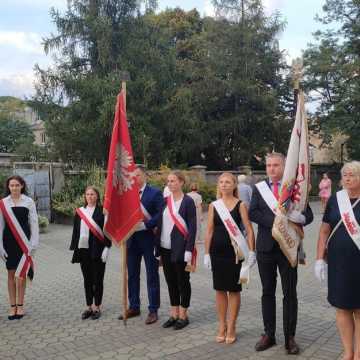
[343,212,359,235]
[277,218,296,248]
[224,218,239,237]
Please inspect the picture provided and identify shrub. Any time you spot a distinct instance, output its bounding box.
[52,165,105,217]
[52,165,217,217]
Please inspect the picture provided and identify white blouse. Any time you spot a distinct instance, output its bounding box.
[78,206,96,249]
[160,198,183,249]
[0,194,39,249]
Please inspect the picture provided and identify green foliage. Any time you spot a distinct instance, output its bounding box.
[0,117,35,153]
[303,0,360,160]
[38,215,49,229]
[33,0,291,169]
[52,164,216,217]
[0,171,10,196]
[52,165,106,216]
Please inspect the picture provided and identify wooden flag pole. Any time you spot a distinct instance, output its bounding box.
[120,72,130,325]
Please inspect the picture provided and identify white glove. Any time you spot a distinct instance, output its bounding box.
[184,251,192,263]
[314,259,327,283]
[29,244,37,257]
[0,246,8,262]
[101,247,110,263]
[287,210,306,225]
[136,221,146,232]
[204,254,211,269]
[248,251,257,268]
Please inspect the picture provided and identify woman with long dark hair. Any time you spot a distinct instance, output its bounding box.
[70,186,111,320]
[0,175,39,320]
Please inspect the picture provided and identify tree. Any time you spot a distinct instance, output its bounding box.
[33,0,292,169]
[32,0,157,165]
[0,117,34,153]
[193,0,292,168]
[303,0,360,159]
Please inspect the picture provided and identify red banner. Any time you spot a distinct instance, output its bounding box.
[104,90,142,244]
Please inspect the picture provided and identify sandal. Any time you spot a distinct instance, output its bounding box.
[15,304,24,319]
[8,304,17,320]
[216,325,227,343]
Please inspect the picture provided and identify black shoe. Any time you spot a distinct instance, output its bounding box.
[15,304,24,320]
[173,318,189,330]
[81,309,93,320]
[91,311,101,320]
[255,334,276,351]
[162,316,178,328]
[8,304,17,320]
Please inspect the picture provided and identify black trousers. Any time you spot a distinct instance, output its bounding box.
[257,246,298,341]
[80,257,106,307]
[160,248,191,308]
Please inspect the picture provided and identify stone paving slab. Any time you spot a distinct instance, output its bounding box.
[0,201,343,359]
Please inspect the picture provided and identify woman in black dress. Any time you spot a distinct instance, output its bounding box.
[315,161,360,360]
[0,175,39,320]
[204,172,255,344]
[70,186,111,320]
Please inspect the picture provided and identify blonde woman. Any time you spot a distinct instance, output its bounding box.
[315,161,360,360]
[204,172,255,344]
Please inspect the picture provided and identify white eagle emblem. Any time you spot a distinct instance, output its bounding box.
[112,144,137,195]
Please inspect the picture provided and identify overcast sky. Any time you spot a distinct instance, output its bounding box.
[0,0,326,98]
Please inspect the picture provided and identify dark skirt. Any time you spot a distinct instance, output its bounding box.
[211,255,242,292]
[3,207,31,271]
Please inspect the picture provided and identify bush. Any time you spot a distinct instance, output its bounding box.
[52,165,217,217]
[38,215,49,228]
[52,165,105,217]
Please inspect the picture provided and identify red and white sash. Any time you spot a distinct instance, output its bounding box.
[166,195,189,238]
[336,190,360,251]
[166,195,197,269]
[76,207,105,242]
[255,181,278,214]
[212,199,249,261]
[0,198,34,279]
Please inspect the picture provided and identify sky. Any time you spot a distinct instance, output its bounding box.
[0,0,327,99]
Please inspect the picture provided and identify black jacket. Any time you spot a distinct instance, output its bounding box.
[156,194,197,262]
[249,180,314,252]
[70,206,111,263]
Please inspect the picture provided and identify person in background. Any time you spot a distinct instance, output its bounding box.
[319,173,332,212]
[0,175,39,320]
[315,161,360,360]
[70,186,111,320]
[187,182,203,243]
[237,175,252,208]
[204,172,256,344]
[156,171,197,330]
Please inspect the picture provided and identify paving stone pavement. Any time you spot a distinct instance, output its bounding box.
[0,201,343,360]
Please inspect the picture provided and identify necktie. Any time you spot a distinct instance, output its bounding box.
[273,182,279,200]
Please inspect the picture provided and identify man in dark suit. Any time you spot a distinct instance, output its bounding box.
[249,152,313,355]
[118,166,163,324]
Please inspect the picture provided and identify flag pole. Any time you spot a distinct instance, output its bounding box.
[120,71,130,325]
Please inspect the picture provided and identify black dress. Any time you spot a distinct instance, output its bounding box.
[210,201,243,292]
[323,195,360,309]
[3,207,31,271]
